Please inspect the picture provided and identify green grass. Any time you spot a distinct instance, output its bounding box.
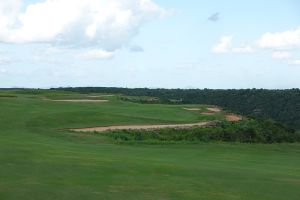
[0,90,300,200]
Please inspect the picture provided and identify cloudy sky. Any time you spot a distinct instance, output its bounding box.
[0,0,300,89]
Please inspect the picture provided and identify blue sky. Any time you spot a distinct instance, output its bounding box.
[0,0,300,88]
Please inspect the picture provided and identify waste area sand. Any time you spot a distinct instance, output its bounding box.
[70,121,215,132]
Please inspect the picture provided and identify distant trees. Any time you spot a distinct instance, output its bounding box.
[53,87,300,129]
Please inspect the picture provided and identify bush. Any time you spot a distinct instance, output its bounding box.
[105,119,300,144]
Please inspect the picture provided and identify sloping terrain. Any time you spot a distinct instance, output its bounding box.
[0,90,299,200]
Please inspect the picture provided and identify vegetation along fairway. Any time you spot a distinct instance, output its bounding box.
[0,90,300,200]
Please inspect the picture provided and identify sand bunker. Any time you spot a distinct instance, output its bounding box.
[207,107,221,112]
[51,99,109,103]
[70,121,214,133]
[225,114,242,122]
[87,95,114,98]
[183,108,202,111]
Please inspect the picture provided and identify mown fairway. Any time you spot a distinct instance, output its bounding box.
[0,91,300,200]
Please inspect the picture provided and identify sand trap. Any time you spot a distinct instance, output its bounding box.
[183,108,201,111]
[87,95,114,98]
[70,121,214,132]
[225,114,242,122]
[207,107,221,112]
[51,99,109,103]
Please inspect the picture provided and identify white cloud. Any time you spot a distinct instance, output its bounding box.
[212,36,232,54]
[213,36,254,54]
[257,27,300,50]
[212,27,300,67]
[0,0,166,51]
[78,49,115,59]
[289,59,300,65]
[272,51,291,60]
[0,0,22,28]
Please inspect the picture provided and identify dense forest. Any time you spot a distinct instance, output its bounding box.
[52,87,300,129]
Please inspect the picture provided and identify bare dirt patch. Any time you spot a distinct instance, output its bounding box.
[70,121,214,133]
[201,112,215,116]
[207,107,221,112]
[50,99,109,103]
[183,108,202,111]
[225,114,242,122]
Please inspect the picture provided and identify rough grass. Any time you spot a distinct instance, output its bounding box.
[0,90,300,200]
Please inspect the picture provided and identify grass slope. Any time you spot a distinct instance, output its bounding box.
[0,91,300,200]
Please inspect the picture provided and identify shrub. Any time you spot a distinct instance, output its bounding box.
[105,119,300,144]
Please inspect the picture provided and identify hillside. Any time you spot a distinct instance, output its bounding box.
[52,87,300,129]
[0,90,300,200]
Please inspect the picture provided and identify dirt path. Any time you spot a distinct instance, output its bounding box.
[70,121,214,132]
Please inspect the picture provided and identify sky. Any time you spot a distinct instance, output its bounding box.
[0,0,300,89]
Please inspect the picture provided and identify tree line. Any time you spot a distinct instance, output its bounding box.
[52,87,300,129]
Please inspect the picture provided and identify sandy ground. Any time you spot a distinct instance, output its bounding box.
[207,107,221,112]
[70,121,214,132]
[50,99,109,103]
[87,95,114,98]
[183,108,202,111]
[225,114,242,122]
[201,112,215,116]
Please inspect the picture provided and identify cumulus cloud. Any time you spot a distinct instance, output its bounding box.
[0,0,166,52]
[212,36,254,54]
[0,0,22,27]
[212,27,300,67]
[78,49,115,59]
[257,27,300,50]
[256,27,300,63]
[208,12,220,22]
[212,36,232,54]
[272,51,291,60]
